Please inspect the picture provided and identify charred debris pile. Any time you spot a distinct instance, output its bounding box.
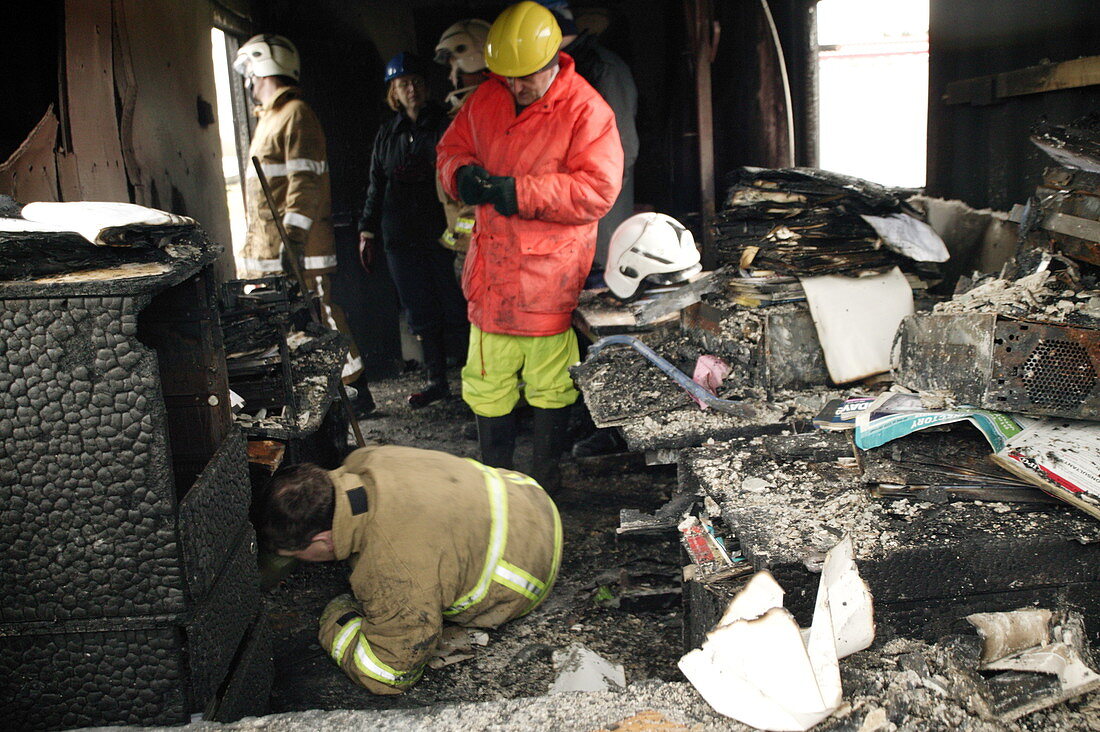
[572,125,1100,729]
[0,203,273,728]
[0,201,355,729]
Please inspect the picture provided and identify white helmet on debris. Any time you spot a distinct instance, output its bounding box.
[605,213,701,299]
[234,34,301,82]
[435,19,491,74]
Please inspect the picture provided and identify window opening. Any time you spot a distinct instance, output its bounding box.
[816,0,928,188]
[211,27,248,265]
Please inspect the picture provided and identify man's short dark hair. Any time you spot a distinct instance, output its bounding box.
[257,463,335,552]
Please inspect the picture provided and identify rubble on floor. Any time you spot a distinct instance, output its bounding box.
[571,144,1100,728]
[679,537,874,731]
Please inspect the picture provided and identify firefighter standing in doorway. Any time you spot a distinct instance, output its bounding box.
[233,34,374,415]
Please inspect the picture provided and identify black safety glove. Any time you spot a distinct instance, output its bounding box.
[456,165,493,205]
[486,176,518,217]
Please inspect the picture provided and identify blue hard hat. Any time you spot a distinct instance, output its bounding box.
[384,52,428,82]
[537,0,578,36]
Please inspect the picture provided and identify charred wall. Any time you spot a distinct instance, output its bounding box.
[927,0,1100,210]
[0,0,234,278]
[709,0,817,179]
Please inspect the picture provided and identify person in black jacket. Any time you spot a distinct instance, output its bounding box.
[358,53,468,408]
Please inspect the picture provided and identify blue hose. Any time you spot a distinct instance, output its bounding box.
[587,335,755,417]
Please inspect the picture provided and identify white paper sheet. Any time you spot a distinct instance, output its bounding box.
[800,267,914,384]
[861,213,950,262]
[17,201,196,245]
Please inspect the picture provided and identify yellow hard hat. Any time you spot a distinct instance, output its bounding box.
[485,2,562,77]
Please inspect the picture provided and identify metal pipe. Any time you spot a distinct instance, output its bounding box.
[587,335,754,417]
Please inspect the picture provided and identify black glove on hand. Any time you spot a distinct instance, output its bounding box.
[486,176,518,217]
[456,165,493,205]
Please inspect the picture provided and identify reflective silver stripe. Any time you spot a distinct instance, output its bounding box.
[304,254,338,270]
[352,636,422,687]
[245,159,327,179]
[342,354,363,379]
[445,461,508,616]
[330,617,362,663]
[242,257,283,273]
[314,276,361,379]
[247,162,288,179]
[284,211,313,231]
[493,563,540,599]
[314,276,340,332]
[285,157,329,174]
[455,217,475,233]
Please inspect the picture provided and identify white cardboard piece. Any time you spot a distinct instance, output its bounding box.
[799,267,914,384]
[678,537,874,731]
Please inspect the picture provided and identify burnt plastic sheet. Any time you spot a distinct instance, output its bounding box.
[0,293,185,624]
[210,612,273,722]
[179,428,252,602]
[185,525,261,710]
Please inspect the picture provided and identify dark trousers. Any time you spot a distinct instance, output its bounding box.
[385,245,468,336]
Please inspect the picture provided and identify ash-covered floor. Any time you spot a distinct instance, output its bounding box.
[264,365,686,712]
[109,366,1100,732]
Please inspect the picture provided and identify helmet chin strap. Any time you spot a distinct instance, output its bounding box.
[445,85,480,111]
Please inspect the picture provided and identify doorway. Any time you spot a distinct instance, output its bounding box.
[816,0,929,188]
[210,27,249,266]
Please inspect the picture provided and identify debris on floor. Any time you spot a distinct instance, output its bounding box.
[571,145,1100,729]
[550,643,627,694]
[965,608,1100,721]
[678,537,874,731]
[428,627,490,670]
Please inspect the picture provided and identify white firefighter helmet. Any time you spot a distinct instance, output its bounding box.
[234,34,301,82]
[605,213,701,299]
[434,19,492,74]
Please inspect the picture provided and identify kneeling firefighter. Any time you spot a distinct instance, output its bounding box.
[256,445,562,694]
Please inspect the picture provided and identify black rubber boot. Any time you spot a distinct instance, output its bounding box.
[530,405,573,493]
[347,377,376,417]
[477,412,517,470]
[408,330,449,408]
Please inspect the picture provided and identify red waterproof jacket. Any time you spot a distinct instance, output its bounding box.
[437,53,623,336]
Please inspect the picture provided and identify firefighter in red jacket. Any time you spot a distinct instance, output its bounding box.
[437,1,623,491]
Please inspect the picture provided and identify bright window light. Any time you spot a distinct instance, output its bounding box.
[816,0,928,188]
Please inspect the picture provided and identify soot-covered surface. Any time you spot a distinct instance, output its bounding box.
[680,431,1100,643]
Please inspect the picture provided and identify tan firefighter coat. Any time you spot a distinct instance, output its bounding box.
[243,86,364,382]
[317,446,563,694]
[243,86,336,276]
